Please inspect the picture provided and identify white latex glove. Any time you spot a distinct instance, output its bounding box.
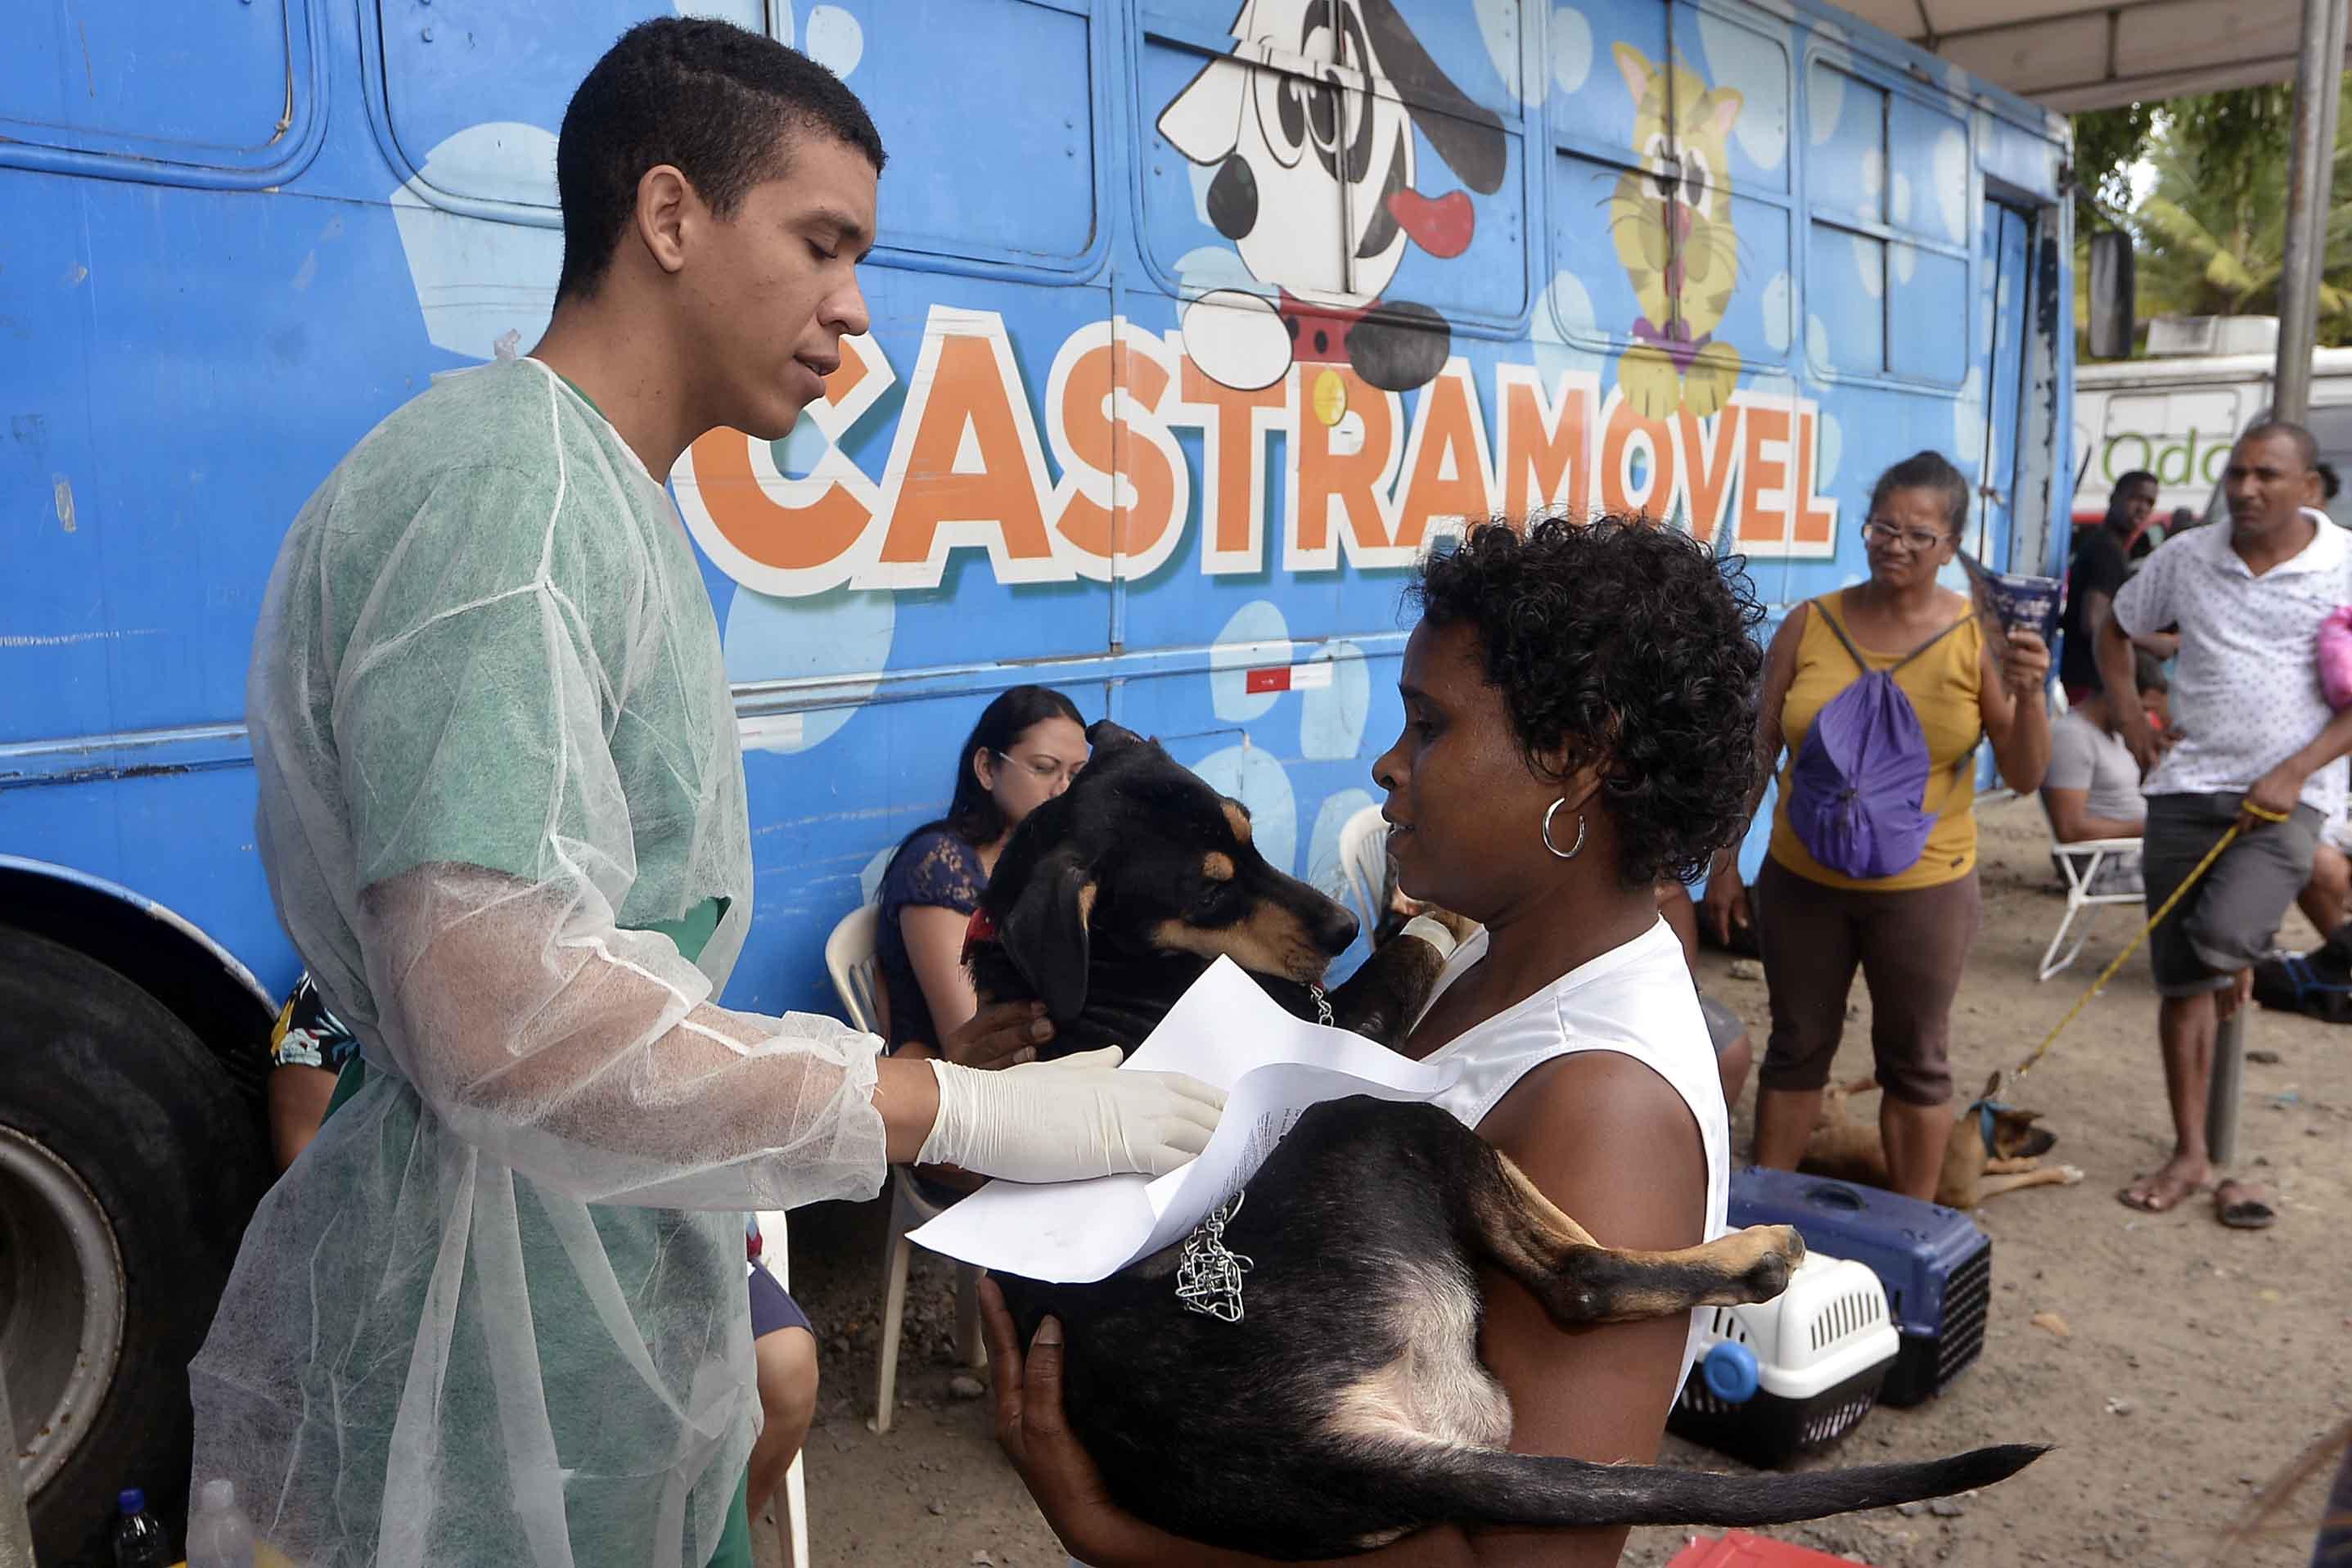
[918,1048,1226,1183]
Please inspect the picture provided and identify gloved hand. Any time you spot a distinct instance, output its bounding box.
[918,1048,1225,1183]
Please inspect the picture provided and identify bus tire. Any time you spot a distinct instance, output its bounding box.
[0,926,270,1567]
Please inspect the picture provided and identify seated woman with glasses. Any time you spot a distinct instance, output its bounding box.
[875,684,1089,1061]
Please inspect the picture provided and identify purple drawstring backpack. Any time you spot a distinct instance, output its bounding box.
[1787,600,1971,881]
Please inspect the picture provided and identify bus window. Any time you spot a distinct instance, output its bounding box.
[1803,61,1969,386]
[1664,2,1792,367]
[1138,19,1346,300]
[1,0,317,177]
[381,0,1101,271]
[857,0,1100,266]
[1328,0,1529,328]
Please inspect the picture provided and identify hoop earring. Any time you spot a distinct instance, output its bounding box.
[1541,798,1585,860]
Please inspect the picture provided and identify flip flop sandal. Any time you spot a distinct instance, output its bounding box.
[2215,1179,2278,1230]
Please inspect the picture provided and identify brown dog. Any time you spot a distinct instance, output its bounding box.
[1800,1073,2083,1210]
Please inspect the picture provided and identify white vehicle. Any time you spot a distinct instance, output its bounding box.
[2071,315,2352,528]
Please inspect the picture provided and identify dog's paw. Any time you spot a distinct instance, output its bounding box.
[2057,1164,2084,1185]
[1728,1224,1803,1302]
[1416,906,1478,944]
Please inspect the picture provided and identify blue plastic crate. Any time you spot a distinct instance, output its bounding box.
[1727,1166,1993,1405]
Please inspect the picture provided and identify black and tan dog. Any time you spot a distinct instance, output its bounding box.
[967,723,2041,1557]
[965,720,1459,1055]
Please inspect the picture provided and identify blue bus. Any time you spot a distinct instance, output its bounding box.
[0,0,2072,1555]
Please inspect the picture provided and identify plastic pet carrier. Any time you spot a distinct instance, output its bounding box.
[1668,1250,1897,1468]
[1727,1165,1993,1405]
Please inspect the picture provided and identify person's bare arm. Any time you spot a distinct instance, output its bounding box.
[1702,605,1805,944]
[266,1063,340,1174]
[2243,707,2352,827]
[903,903,984,1048]
[2097,588,2169,773]
[1980,628,2051,792]
[2039,786,2144,845]
[984,1053,1708,1568]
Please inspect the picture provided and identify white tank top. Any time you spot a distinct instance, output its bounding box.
[1414,917,1732,1381]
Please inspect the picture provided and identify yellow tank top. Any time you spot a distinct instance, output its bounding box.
[1769,592,1985,892]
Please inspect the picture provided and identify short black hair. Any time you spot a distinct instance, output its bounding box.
[2111,470,2158,497]
[554,18,885,301]
[1408,516,1768,890]
[1869,449,1970,539]
[2238,419,2318,472]
[2133,651,2169,695]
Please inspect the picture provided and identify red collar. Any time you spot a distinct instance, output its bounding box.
[962,906,999,965]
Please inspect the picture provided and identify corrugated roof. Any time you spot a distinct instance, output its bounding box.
[1832,0,2335,111]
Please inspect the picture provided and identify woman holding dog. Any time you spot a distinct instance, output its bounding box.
[985,516,1769,1567]
[1702,450,2051,1202]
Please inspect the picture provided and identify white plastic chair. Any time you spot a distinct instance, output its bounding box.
[1336,803,1392,937]
[823,903,883,1042]
[2039,813,2145,982]
[749,1209,810,1568]
[822,903,983,1435]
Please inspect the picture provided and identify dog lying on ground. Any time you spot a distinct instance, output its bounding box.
[967,722,2043,1557]
[1800,1072,2084,1210]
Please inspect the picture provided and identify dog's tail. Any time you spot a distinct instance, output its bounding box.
[1393,1440,2044,1530]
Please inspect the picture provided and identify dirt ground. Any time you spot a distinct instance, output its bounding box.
[764,795,2351,1568]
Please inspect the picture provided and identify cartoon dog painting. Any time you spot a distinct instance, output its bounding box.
[1609,43,1746,420]
[1157,0,1507,398]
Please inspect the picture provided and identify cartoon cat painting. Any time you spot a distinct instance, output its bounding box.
[1610,43,1744,420]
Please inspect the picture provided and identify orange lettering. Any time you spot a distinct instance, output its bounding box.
[682,429,870,574]
[1395,367,1494,552]
[1055,339,1178,568]
[1180,357,1286,566]
[1600,399,1675,518]
[1500,374,1591,520]
[1737,403,1792,547]
[1792,408,1839,550]
[1294,369,1397,561]
[877,332,1053,568]
[1676,408,1742,546]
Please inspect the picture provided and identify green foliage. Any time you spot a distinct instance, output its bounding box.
[2076,84,2352,355]
[2070,103,2157,233]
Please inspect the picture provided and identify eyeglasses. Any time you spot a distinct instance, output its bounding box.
[995,750,1085,786]
[1860,517,1953,552]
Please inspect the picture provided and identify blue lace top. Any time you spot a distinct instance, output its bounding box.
[875,828,988,1052]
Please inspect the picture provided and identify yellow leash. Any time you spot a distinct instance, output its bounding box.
[2010,802,2294,1083]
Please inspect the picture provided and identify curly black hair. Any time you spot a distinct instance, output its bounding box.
[1408,516,1766,890]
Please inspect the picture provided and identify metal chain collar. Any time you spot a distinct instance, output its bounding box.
[1174,1191,1255,1322]
[1173,988,1323,1322]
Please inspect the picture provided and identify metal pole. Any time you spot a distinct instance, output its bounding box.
[0,1369,36,1568]
[2207,1004,2248,1168]
[2274,0,2348,424]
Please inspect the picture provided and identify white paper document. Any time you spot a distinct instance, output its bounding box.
[908,957,1465,1282]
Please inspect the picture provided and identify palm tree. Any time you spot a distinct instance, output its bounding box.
[2075,84,2352,352]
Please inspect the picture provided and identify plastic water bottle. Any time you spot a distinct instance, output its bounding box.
[112,1488,169,1568]
[186,1479,257,1568]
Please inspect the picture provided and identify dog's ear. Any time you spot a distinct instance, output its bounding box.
[1156,52,1246,165]
[1086,719,1147,755]
[1993,1108,2056,1159]
[999,846,1097,1025]
[1358,0,1507,195]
